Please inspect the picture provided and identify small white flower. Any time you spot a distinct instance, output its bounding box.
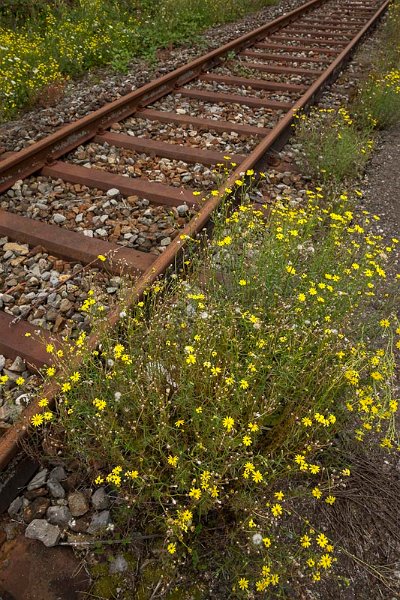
[114,392,122,401]
[119,311,127,318]
[252,533,263,546]
[107,359,114,367]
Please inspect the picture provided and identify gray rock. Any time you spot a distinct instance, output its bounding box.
[53,213,66,224]
[49,465,67,482]
[109,554,128,574]
[106,188,120,197]
[8,496,23,518]
[27,468,48,491]
[160,237,171,246]
[91,487,109,511]
[46,505,72,527]
[38,183,49,194]
[47,480,66,499]
[49,275,59,287]
[25,519,60,547]
[87,510,111,534]
[0,354,5,371]
[177,204,189,216]
[95,228,107,237]
[1,294,13,304]
[9,356,26,372]
[68,491,89,517]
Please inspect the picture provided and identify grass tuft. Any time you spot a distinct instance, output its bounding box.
[355,70,400,130]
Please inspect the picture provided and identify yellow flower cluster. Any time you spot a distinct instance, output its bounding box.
[0,0,140,119]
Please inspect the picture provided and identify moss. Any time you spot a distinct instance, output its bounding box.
[92,574,120,598]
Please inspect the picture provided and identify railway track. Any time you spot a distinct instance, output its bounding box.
[0,0,389,473]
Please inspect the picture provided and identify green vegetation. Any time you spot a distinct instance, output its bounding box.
[28,177,399,595]
[293,106,373,182]
[0,0,276,121]
[1,2,398,596]
[355,70,400,130]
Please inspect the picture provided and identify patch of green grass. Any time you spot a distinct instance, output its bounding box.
[373,0,400,72]
[352,2,400,130]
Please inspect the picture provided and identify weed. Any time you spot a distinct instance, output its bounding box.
[355,70,400,130]
[294,107,373,183]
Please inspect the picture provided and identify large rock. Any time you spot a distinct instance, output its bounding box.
[8,496,23,518]
[25,519,60,547]
[9,356,26,372]
[49,465,67,482]
[47,480,66,499]
[87,510,111,534]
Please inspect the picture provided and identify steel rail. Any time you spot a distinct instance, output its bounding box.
[0,0,389,471]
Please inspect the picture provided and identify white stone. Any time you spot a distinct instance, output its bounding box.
[106,188,120,198]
